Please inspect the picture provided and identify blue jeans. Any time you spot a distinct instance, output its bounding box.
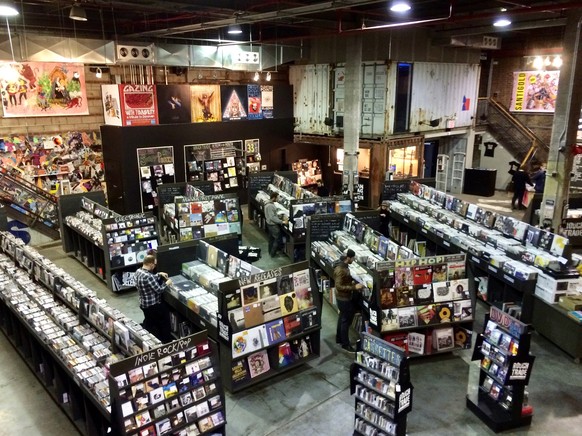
[336,298,356,347]
[267,224,282,256]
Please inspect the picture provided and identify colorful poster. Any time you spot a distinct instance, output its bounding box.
[101,84,122,126]
[261,85,273,119]
[120,83,158,125]
[221,85,248,121]
[0,61,89,117]
[510,70,559,113]
[156,84,192,124]
[247,84,263,120]
[191,85,221,122]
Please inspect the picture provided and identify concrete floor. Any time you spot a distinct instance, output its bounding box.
[1,195,581,435]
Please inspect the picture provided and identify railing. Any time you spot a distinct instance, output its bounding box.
[0,168,60,239]
[476,97,549,168]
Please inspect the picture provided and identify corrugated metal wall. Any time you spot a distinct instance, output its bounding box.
[289,64,331,134]
[409,62,480,132]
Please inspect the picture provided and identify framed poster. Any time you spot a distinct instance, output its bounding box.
[137,146,176,212]
[0,61,89,117]
[191,85,221,122]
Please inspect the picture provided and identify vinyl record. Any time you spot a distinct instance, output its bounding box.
[136,250,147,263]
[439,307,451,321]
[455,330,467,344]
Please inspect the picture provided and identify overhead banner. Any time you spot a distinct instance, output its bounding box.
[0,61,89,117]
[510,70,559,113]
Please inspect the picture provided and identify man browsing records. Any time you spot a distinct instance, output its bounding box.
[334,248,364,352]
[264,192,289,257]
[135,254,173,343]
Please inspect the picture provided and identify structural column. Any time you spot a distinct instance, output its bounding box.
[342,35,363,198]
[541,10,582,230]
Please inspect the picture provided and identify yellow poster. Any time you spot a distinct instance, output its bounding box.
[510,70,559,112]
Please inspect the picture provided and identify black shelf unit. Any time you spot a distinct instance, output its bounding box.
[351,332,413,436]
[308,211,474,357]
[0,231,162,436]
[467,306,535,433]
[59,192,159,292]
[108,331,226,436]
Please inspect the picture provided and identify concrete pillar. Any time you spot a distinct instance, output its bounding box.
[342,35,363,197]
[541,10,582,231]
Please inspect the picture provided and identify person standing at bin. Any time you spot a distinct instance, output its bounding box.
[264,192,289,257]
[135,254,173,343]
[334,248,364,352]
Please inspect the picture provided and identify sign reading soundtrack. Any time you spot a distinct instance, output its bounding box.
[1,61,89,117]
[102,84,159,126]
[137,146,176,211]
[184,141,243,191]
[510,70,559,113]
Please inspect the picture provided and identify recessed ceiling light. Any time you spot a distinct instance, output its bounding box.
[390,1,411,13]
[493,17,511,27]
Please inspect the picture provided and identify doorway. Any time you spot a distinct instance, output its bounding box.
[423,140,439,178]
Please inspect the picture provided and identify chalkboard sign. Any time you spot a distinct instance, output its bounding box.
[248,172,276,197]
[189,180,215,195]
[308,213,344,241]
[353,210,380,231]
[157,183,187,208]
[381,177,436,202]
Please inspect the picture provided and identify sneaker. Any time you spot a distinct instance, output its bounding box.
[342,345,356,352]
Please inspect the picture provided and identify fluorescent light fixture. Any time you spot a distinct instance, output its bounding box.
[69,4,87,21]
[390,1,411,13]
[95,67,102,79]
[227,24,242,34]
[253,71,260,82]
[0,2,18,16]
[493,17,511,27]
[266,72,271,81]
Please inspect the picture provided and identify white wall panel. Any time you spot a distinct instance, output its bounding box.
[409,62,480,133]
[289,64,331,134]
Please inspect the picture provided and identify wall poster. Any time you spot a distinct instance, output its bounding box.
[509,70,559,113]
[0,61,89,117]
[136,146,176,212]
[191,85,221,122]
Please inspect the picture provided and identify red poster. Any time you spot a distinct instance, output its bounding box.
[120,83,158,126]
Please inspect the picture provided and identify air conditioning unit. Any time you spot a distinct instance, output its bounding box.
[449,35,501,50]
[116,44,156,64]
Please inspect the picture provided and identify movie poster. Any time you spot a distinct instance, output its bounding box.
[156,84,192,124]
[191,85,221,122]
[221,85,248,121]
[510,70,559,113]
[0,61,89,117]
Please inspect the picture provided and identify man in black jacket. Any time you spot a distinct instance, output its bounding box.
[511,169,532,210]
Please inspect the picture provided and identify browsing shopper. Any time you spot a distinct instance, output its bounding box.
[264,192,289,257]
[135,254,173,343]
[334,248,364,352]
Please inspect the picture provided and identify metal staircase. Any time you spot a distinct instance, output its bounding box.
[476,97,549,168]
[0,168,60,239]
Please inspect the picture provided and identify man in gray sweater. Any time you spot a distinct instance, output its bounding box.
[264,192,289,257]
